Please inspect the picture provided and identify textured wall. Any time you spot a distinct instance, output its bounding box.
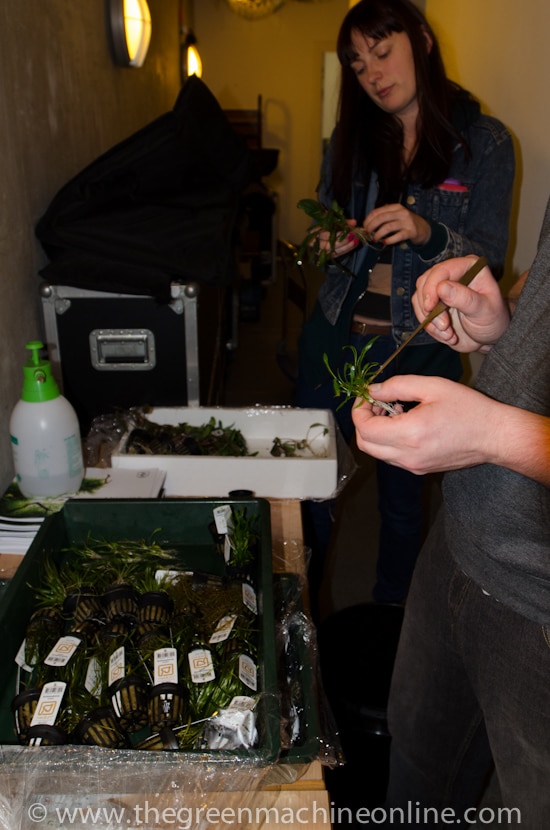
[195,0,350,245]
[426,0,550,282]
[0,0,181,490]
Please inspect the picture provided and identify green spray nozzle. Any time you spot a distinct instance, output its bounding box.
[20,341,60,403]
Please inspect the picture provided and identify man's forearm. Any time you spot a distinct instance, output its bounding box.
[490,404,550,487]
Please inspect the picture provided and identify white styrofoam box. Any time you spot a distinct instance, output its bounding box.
[111,406,338,499]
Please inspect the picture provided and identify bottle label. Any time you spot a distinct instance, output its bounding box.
[65,434,83,477]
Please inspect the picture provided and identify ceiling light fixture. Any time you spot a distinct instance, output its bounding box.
[108,0,152,68]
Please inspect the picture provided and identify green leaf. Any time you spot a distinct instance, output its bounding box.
[296,197,366,270]
[323,341,382,408]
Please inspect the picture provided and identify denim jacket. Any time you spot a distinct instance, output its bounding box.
[316,107,515,349]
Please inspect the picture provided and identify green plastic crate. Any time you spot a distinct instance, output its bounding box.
[0,497,280,763]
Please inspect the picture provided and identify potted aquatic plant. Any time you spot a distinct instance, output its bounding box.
[225,506,259,582]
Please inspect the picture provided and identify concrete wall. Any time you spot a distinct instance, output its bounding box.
[0,0,181,490]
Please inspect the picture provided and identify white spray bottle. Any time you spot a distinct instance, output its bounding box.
[9,341,84,498]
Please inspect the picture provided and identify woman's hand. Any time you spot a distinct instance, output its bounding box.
[312,218,360,258]
[363,203,431,247]
[413,256,511,352]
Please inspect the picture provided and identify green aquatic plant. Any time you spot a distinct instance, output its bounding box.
[270,422,329,458]
[297,197,375,269]
[324,341,399,416]
[227,507,259,568]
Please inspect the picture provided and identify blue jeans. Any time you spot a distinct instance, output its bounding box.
[386,511,550,826]
[296,332,459,604]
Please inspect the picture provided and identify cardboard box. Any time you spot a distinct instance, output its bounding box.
[111,407,338,499]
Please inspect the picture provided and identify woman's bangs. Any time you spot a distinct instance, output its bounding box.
[338,19,402,67]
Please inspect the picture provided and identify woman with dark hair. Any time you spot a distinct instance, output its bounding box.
[296,0,515,608]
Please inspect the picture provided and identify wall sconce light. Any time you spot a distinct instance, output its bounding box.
[108,0,152,68]
[185,32,202,78]
[180,30,202,84]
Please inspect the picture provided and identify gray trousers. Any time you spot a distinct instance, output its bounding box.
[385,510,550,828]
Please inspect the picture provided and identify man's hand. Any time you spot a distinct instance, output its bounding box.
[413,256,510,352]
[354,375,499,474]
[353,374,550,486]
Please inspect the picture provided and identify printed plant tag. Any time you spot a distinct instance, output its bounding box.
[242,582,257,615]
[30,681,67,727]
[85,656,103,697]
[238,654,257,691]
[224,534,232,564]
[155,569,190,584]
[108,646,125,687]
[209,614,237,644]
[228,695,256,711]
[213,504,232,535]
[44,636,81,667]
[154,647,179,685]
[15,639,35,673]
[188,648,215,684]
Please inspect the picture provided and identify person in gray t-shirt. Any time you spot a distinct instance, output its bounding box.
[351,203,550,824]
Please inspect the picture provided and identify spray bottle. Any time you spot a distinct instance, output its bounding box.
[9,341,84,498]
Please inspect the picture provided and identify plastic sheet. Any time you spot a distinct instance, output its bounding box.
[0,745,276,830]
[273,570,343,771]
[0,536,341,828]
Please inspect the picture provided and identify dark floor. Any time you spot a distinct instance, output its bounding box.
[223,259,500,826]
[223,262,429,619]
[223,263,404,816]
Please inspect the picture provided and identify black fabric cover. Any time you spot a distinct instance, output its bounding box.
[35,76,253,301]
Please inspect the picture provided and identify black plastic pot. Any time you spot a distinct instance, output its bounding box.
[138,590,174,625]
[68,616,103,644]
[64,586,103,624]
[98,617,135,645]
[109,674,149,732]
[135,726,180,751]
[25,724,69,746]
[74,706,129,748]
[12,687,42,743]
[225,562,255,585]
[26,606,65,637]
[148,682,188,731]
[133,622,170,652]
[24,607,66,663]
[102,583,138,622]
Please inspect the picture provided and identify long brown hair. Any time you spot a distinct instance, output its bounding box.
[330,0,470,208]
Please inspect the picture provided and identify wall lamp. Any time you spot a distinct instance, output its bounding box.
[184,32,202,78]
[108,0,152,68]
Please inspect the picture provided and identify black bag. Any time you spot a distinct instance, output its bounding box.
[35,76,253,302]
